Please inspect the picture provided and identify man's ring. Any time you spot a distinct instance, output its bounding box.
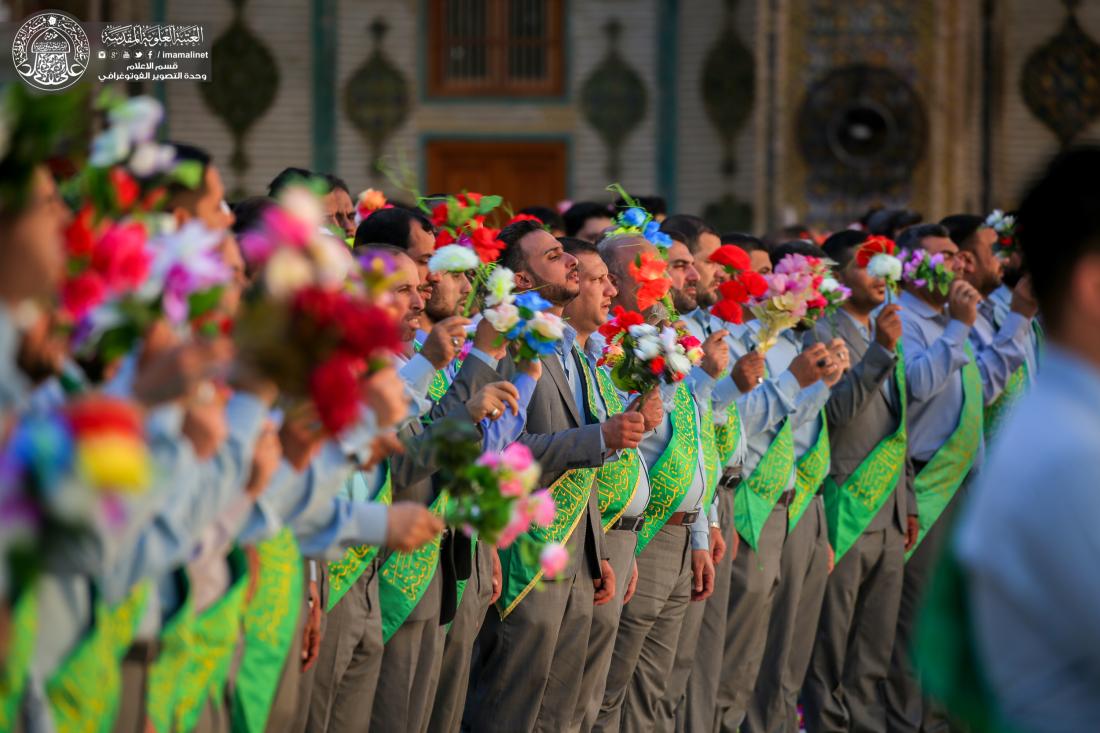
[490,407,500,418]
[756,376,764,385]
[452,337,461,348]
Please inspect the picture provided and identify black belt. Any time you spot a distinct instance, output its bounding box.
[668,509,701,526]
[123,639,160,665]
[610,515,645,532]
[717,466,743,490]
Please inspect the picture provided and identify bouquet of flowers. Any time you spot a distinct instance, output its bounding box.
[430,418,568,576]
[856,235,903,296]
[598,307,703,393]
[355,188,392,226]
[802,257,851,327]
[985,208,1016,257]
[235,189,403,434]
[0,396,150,586]
[900,248,955,297]
[628,251,673,312]
[748,253,820,353]
[424,191,507,315]
[501,291,567,361]
[69,220,233,362]
[708,244,769,324]
[605,184,674,249]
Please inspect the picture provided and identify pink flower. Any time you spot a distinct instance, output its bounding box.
[501,443,533,473]
[499,478,526,498]
[93,222,150,292]
[528,490,557,527]
[497,509,532,548]
[476,452,502,469]
[539,542,569,579]
[62,271,107,319]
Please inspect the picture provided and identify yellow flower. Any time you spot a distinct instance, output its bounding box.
[77,435,150,492]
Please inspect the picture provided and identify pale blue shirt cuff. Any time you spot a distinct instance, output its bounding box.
[708,503,719,524]
[775,371,802,404]
[690,510,710,551]
[480,373,536,453]
[145,404,184,440]
[997,311,1028,340]
[399,353,437,401]
[712,376,743,413]
[348,501,389,548]
[468,347,500,370]
[226,392,268,446]
[943,319,972,347]
[337,406,379,464]
[688,367,717,403]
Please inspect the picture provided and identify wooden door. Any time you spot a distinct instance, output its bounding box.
[425,139,567,219]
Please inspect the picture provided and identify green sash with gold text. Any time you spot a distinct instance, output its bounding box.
[48,581,149,733]
[734,420,794,553]
[824,349,908,562]
[174,550,249,733]
[636,383,700,554]
[327,467,393,611]
[908,345,983,558]
[589,359,641,529]
[701,402,721,509]
[789,413,830,532]
[0,587,36,730]
[147,573,194,733]
[379,490,448,642]
[232,528,305,733]
[714,402,742,467]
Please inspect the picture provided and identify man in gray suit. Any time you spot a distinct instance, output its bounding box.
[464,220,644,733]
[801,230,919,733]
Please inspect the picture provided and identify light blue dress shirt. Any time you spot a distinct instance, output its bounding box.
[970,293,1030,405]
[897,290,984,469]
[957,346,1100,732]
[765,328,831,459]
[0,304,30,420]
[989,284,1041,383]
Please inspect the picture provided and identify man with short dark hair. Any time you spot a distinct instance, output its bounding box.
[319,173,356,240]
[956,146,1100,732]
[465,221,641,733]
[563,201,613,243]
[801,230,916,733]
[940,214,1039,440]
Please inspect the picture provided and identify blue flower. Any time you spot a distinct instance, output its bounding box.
[621,207,647,228]
[648,230,674,248]
[524,329,558,356]
[644,220,662,239]
[515,291,552,313]
[506,321,526,341]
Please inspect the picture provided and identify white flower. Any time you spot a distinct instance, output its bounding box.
[89,126,131,167]
[107,96,163,145]
[484,302,521,333]
[265,249,315,298]
[627,323,658,340]
[658,326,680,353]
[634,334,662,360]
[429,244,479,273]
[528,311,565,341]
[279,185,325,231]
[484,266,515,307]
[666,349,693,376]
[309,234,355,287]
[128,141,176,178]
[820,277,840,292]
[867,253,902,282]
[140,221,227,299]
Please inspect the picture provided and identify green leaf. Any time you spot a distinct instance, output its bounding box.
[187,287,225,319]
[477,195,503,214]
[170,160,204,190]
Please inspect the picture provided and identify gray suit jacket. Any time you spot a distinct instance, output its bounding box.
[806,313,915,533]
[449,351,606,579]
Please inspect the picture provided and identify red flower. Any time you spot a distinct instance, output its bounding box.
[709,245,751,273]
[110,167,140,211]
[740,271,769,298]
[92,222,150,292]
[65,206,96,257]
[855,235,896,267]
[598,306,645,339]
[435,230,456,249]
[336,300,403,358]
[718,278,750,304]
[679,334,701,350]
[293,286,343,325]
[459,192,483,207]
[636,279,671,311]
[67,396,144,437]
[710,297,744,324]
[431,202,450,228]
[648,356,666,375]
[62,271,107,319]
[507,213,543,227]
[470,226,504,264]
[311,353,365,434]
[807,296,829,310]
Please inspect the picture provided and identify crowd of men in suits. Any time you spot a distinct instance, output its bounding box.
[4,85,1099,733]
